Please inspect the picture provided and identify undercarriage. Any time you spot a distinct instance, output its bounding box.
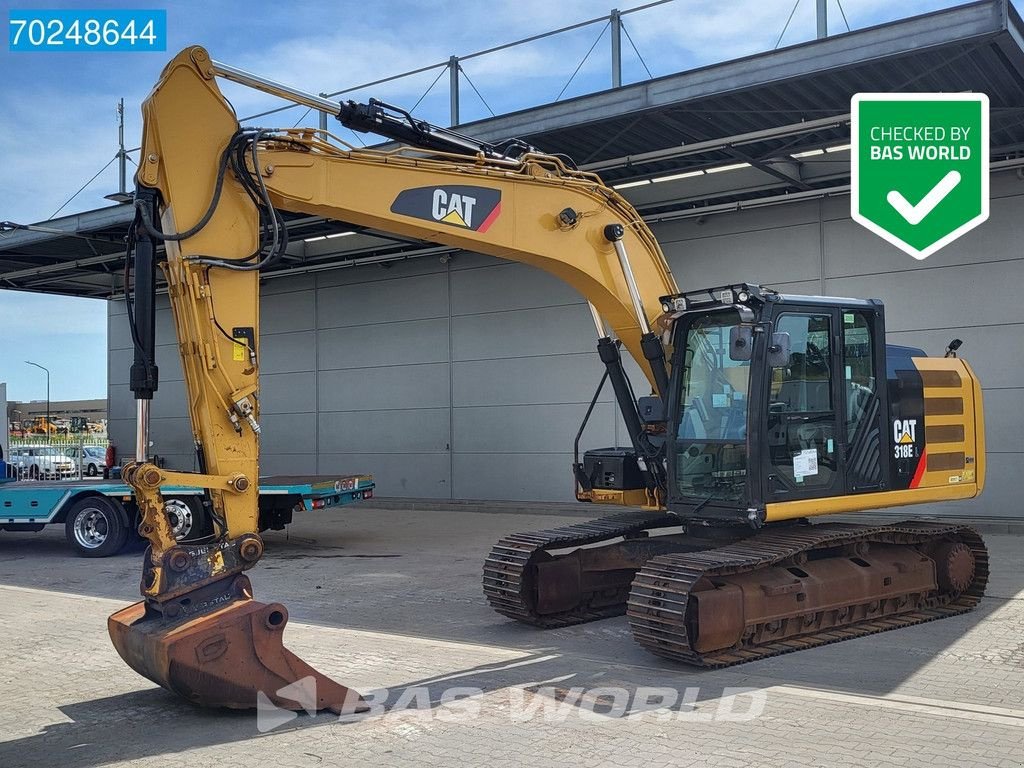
[483,513,987,667]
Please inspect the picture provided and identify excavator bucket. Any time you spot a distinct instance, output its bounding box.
[108,574,365,714]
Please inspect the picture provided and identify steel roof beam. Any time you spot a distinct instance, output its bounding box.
[0,205,135,250]
[581,112,850,172]
[645,111,816,190]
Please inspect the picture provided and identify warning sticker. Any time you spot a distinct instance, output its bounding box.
[793,449,819,482]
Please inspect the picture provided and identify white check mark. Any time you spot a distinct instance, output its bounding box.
[886,170,962,225]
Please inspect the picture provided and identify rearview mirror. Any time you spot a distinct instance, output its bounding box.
[768,331,792,367]
[729,326,754,361]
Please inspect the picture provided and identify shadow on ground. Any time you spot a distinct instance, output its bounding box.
[0,649,775,768]
[0,505,1020,766]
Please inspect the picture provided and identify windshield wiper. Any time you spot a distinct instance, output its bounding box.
[687,493,716,517]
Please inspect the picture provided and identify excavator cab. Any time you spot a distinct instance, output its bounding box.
[580,281,983,529]
[664,283,890,524]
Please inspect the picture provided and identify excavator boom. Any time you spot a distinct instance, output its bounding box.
[111,46,679,711]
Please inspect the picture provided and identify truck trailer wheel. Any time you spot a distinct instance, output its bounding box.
[165,496,213,543]
[65,496,129,557]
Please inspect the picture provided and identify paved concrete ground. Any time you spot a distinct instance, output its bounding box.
[1,506,1023,768]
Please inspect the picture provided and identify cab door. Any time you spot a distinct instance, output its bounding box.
[762,308,845,501]
[839,307,888,493]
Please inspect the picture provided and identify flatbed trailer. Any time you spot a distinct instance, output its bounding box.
[0,474,374,556]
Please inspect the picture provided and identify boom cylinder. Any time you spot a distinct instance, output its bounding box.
[596,336,663,491]
[640,331,670,399]
[605,224,650,335]
[604,224,670,398]
[587,302,606,338]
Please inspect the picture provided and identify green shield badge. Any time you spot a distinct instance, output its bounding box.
[851,93,989,260]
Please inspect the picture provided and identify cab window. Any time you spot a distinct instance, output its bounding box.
[767,313,837,490]
[843,311,876,442]
[675,311,750,502]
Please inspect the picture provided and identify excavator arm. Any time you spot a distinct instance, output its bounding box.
[110,46,678,711]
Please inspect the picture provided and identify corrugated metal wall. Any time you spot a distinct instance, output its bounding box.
[108,169,1023,516]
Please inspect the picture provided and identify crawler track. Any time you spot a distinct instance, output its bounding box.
[627,521,988,667]
[484,515,987,668]
[482,510,679,627]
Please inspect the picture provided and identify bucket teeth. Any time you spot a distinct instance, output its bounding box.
[108,574,365,714]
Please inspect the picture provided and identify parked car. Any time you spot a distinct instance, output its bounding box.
[65,445,108,477]
[9,446,77,479]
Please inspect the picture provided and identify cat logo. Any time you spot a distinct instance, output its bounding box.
[432,189,475,227]
[390,185,501,232]
[893,419,918,444]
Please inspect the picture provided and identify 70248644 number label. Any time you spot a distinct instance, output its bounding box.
[9,9,166,51]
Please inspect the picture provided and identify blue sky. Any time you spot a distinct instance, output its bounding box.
[0,0,966,402]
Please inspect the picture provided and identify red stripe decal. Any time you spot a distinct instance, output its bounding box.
[909,448,927,489]
[476,201,501,233]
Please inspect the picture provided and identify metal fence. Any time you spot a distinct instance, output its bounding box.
[9,434,109,446]
[234,0,851,133]
[5,435,111,481]
[248,1,677,132]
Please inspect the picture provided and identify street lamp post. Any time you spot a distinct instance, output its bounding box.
[25,361,50,443]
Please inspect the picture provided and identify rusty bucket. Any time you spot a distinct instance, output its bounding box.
[108,574,365,713]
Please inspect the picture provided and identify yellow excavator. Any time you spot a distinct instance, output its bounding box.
[109,47,987,711]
